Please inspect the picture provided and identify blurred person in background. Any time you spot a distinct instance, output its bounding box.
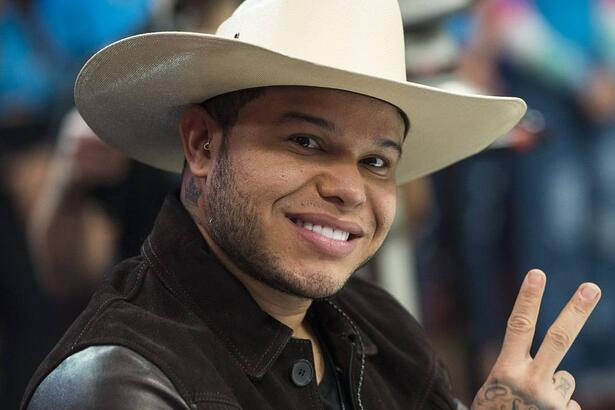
[171,0,241,32]
[0,0,176,406]
[22,0,244,293]
[447,0,615,406]
[27,0,241,301]
[29,109,176,301]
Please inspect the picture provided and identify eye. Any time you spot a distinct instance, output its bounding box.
[291,135,321,150]
[361,156,388,169]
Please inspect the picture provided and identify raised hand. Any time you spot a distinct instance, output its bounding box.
[472,269,601,410]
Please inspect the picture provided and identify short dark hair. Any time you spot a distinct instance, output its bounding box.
[200,86,409,137]
[199,87,267,136]
[182,88,266,173]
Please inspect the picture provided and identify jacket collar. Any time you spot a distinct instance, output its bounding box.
[144,193,376,379]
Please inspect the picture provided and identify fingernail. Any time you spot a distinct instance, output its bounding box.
[527,270,544,286]
[580,284,600,301]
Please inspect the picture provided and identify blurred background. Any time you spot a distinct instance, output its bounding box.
[1,0,615,408]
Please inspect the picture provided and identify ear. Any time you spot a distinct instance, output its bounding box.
[178,105,221,178]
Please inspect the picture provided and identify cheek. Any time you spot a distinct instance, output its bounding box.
[370,186,397,239]
[230,150,311,205]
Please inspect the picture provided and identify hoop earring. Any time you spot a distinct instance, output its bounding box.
[203,141,210,151]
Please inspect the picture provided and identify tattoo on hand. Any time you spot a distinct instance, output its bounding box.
[184,176,201,205]
[554,377,571,399]
[474,381,545,410]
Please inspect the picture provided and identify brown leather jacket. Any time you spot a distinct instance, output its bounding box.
[22,194,462,409]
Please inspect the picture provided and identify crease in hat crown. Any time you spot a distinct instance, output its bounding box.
[215,0,407,81]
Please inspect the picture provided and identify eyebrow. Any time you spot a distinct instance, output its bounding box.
[278,111,341,134]
[279,111,403,157]
[377,138,403,159]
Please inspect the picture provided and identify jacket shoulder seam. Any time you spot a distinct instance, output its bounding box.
[69,260,148,351]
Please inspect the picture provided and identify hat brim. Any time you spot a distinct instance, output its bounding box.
[75,31,526,184]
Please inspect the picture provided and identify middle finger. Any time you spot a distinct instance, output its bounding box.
[533,282,601,376]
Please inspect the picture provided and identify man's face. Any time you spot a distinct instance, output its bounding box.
[203,87,405,299]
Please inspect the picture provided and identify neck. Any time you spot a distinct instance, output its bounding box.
[184,199,325,383]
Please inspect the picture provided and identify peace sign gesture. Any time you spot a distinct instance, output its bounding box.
[472,269,601,409]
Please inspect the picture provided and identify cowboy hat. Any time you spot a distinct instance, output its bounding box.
[75,0,526,184]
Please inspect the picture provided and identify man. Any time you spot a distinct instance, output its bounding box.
[22,0,600,409]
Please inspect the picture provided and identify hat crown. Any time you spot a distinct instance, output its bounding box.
[216,0,407,81]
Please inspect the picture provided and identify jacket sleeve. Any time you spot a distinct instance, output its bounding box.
[27,345,191,410]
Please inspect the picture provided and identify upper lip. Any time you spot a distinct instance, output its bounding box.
[286,213,365,237]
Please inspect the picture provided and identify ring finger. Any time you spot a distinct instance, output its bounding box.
[553,370,575,403]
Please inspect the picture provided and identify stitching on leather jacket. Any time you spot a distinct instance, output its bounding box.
[70,260,147,351]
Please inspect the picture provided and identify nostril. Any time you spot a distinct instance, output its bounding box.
[324,196,345,206]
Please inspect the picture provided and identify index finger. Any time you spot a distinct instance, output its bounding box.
[498,269,546,363]
[533,282,601,376]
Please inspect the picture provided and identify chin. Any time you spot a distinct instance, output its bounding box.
[258,265,353,299]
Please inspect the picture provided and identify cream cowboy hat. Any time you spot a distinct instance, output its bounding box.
[75,0,526,184]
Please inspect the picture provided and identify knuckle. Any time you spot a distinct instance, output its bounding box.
[571,302,589,316]
[547,327,572,351]
[520,380,541,397]
[516,291,538,311]
[520,285,540,299]
[507,314,535,335]
[489,367,515,382]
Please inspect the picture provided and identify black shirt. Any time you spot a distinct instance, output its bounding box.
[314,316,351,410]
[319,345,349,409]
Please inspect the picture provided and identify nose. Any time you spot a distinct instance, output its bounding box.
[316,162,366,211]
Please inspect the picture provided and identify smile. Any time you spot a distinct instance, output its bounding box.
[286,214,363,258]
[291,218,350,241]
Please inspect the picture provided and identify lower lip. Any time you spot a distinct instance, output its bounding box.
[290,220,358,258]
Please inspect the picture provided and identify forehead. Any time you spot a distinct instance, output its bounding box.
[237,86,406,139]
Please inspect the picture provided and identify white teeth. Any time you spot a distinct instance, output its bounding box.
[293,219,350,241]
[333,230,348,241]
